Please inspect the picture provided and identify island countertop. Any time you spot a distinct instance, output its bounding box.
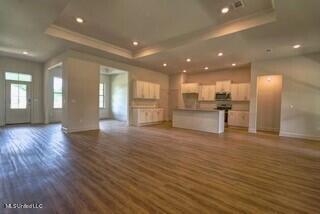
[173,108,224,112]
[172,108,225,134]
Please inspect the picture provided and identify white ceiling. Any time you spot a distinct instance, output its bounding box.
[54,0,273,49]
[1,0,320,73]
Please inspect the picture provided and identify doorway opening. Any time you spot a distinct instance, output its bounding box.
[99,66,129,124]
[256,75,283,135]
[5,72,32,124]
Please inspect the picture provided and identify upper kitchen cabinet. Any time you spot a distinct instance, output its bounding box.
[199,85,216,101]
[181,83,199,94]
[133,80,160,99]
[231,83,250,101]
[216,80,231,93]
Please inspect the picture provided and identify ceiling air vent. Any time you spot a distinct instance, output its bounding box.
[233,0,245,9]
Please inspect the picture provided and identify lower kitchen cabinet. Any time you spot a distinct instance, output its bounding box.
[228,110,249,127]
[132,108,164,126]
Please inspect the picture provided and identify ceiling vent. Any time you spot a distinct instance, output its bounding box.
[233,0,245,9]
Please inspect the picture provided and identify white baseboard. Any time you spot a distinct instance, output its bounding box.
[61,125,99,133]
[279,131,320,141]
[257,127,279,132]
[248,128,256,133]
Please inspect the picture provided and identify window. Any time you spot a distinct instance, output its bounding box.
[5,72,32,82]
[11,84,27,109]
[99,83,105,108]
[53,77,63,109]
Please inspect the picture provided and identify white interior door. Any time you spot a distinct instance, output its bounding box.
[5,81,32,124]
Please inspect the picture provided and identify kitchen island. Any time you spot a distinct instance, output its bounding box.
[172,108,225,134]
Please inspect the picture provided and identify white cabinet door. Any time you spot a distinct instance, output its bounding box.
[134,108,164,125]
[152,110,158,122]
[209,85,216,101]
[142,82,149,99]
[216,81,231,93]
[228,111,249,127]
[244,83,250,101]
[216,82,222,93]
[181,83,199,94]
[149,83,155,99]
[238,83,246,101]
[154,84,160,99]
[239,111,249,127]
[199,85,215,101]
[138,110,146,123]
[231,83,250,101]
[228,111,237,126]
[134,81,144,98]
[158,109,164,121]
[134,81,160,99]
[199,85,207,101]
[231,84,239,101]
[147,109,154,122]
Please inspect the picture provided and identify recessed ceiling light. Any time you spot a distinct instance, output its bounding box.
[76,17,84,23]
[204,67,209,70]
[221,7,229,14]
[293,44,301,49]
[186,58,191,62]
[133,41,139,46]
[232,63,236,66]
[22,51,29,55]
[218,52,223,56]
[182,70,187,73]
[163,63,167,67]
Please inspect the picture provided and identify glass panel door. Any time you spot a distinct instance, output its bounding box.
[5,81,31,124]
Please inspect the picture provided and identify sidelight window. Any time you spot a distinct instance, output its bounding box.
[99,83,105,108]
[53,77,63,109]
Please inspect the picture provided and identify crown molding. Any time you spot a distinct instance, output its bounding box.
[45,25,133,59]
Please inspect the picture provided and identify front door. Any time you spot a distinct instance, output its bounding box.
[5,81,32,124]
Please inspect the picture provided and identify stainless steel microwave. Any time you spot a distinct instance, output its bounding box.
[215,92,231,100]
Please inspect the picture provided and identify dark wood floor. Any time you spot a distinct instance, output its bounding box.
[1,120,319,214]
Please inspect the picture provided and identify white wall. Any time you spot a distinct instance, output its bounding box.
[62,57,100,133]
[110,73,128,121]
[99,74,111,119]
[249,53,320,140]
[48,66,63,123]
[0,56,44,126]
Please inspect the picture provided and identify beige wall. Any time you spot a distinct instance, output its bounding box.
[44,50,169,125]
[66,50,170,121]
[62,57,100,132]
[0,56,44,126]
[256,75,282,132]
[186,66,251,84]
[250,53,320,140]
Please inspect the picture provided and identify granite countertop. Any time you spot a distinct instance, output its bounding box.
[174,108,224,112]
[131,106,159,109]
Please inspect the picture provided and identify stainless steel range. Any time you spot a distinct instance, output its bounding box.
[216,102,232,125]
